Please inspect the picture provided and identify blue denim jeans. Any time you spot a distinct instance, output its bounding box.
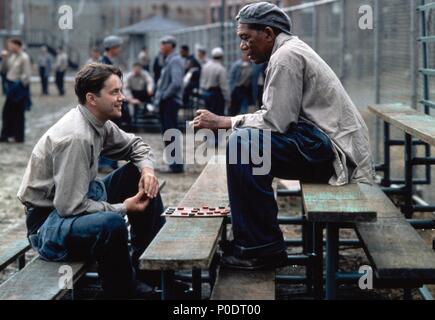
[226,127,335,259]
[28,162,165,298]
[159,99,184,172]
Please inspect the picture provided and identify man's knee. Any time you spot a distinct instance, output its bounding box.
[101,212,128,239]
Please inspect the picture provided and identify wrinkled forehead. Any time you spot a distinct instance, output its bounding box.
[237,23,248,33]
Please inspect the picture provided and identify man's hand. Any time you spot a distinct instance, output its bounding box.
[123,190,150,213]
[138,167,159,198]
[192,109,232,130]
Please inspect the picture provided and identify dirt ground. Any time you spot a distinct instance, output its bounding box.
[0,81,434,300]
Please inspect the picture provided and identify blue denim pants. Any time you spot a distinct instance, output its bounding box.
[226,127,335,259]
[159,99,183,172]
[28,162,164,298]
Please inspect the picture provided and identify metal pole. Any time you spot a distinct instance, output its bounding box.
[220,0,226,48]
[325,223,339,300]
[374,0,382,164]
[339,0,346,84]
[313,223,324,299]
[411,0,418,110]
[404,133,414,218]
[192,268,202,300]
[312,6,318,52]
[161,270,174,300]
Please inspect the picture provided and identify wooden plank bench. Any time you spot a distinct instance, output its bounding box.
[0,222,30,272]
[301,182,435,299]
[140,155,275,300]
[0,257,87,300]
[355,184,435,282]
[210,268,275,300]
[368,104,435,146]
[368,103,435,217]
[140,155,227,299]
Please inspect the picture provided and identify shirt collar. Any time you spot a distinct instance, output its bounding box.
[78,104,105,136]
[271,33,294,57]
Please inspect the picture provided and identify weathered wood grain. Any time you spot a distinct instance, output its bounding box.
[140,155,227,270]
[210,267,275,300]
[301,183,377,223]
[277,179,301,193]
[368,104,435,146]
[0,256,87,300]
[0,222,30,271]
[356,218,435,280]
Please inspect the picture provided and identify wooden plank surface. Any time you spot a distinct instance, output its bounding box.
[277,179,301,193]
[210,268,275,300]
[302,183,377,223]
[368,104,418,118]
[0,257,87,300]
[386,113,435,146]
[0,222,30,271]
[368,104,435,146]
[356,218,435,280]
[140,156,227,270]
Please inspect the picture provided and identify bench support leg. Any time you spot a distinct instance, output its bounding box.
[192,268,202,300]
[17,254,25,270]
[381,122,391,187]
[403,288,413,300]
[326,223,339,300]
[161,270,174,300]
[303,217,313,295]
[403,133,414,219]
[313,222,324,300]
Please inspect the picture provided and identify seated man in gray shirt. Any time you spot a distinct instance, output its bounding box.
[193,2,374,270]
[17,63,163,299]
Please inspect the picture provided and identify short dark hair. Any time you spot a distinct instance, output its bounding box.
[246,23,281,37]
[9,38,23,47]
[181,45,189,51]
[75,63,123,105]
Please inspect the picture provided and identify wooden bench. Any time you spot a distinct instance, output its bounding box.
[210,268,275,300]
[301,182,435,299]
[140,156,227,299]
[0,223,30,272]
[0,220,90,300]
[368,104,435,146]
[140,155,275,300]
[0,257,88,300]
[368,103,435,218]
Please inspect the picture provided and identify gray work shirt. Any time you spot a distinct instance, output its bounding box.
[1,51,32,86]
[231,33,374,185]
[200,59,230,105]
[17,105,155,217]
[154,51,184,106]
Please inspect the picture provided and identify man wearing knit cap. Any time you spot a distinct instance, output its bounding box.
[193,2,373,269]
